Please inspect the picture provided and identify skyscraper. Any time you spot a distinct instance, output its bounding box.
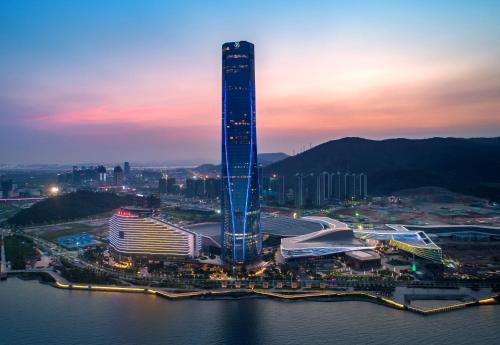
[1,177,13,199]
[293,173,304,208]
[221,41,261,264]
[166,177,176,194]
[113,165,123,186]
[359,173,368,199]
[124,162,131,176]
[205,178,221,199]
[277,175,286,206]
[347,173,356,200]
[319,171,330,205]
[331,172,341,200]
[159,175,167,194]
[97,165,107,183]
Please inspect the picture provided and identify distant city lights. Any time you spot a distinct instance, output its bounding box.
[49,186,59,195]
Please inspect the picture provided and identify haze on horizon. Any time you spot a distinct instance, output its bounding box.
[1,0,500,165]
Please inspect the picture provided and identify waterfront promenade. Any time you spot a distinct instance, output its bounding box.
[6,268,497,316]
[50,280,499,315]
[50,281,498,315]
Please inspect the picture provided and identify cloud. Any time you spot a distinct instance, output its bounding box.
[258,68,500,136]
[25,105,217,129]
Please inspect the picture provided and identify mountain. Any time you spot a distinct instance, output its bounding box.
[265,137,500,201]
[258,152,289,166]
[193,152,290,175]
[192,164,218,175]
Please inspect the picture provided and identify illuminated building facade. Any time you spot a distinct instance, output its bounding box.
[355,228,442,262]
[221,41,261,264]
[109,208,200,258]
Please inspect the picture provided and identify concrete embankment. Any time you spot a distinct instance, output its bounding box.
[51,280,499,315]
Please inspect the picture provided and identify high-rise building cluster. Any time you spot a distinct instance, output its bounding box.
[158,175,219,199]
[57,166,100,185]
[185,177,220,199]
[260,174,286,205]
[159,175,178,195]
[1,175,44,198]
[293,172,368,208]
[56,162,132,187]
[260,172,368,208]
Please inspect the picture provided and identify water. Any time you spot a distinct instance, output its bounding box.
[1,278,499,345]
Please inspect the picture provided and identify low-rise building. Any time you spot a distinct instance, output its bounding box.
[345,250,381,270]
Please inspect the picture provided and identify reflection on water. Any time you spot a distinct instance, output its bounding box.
[0,278,499,345]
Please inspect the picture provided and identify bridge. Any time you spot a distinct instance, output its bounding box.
[0,197,45,205]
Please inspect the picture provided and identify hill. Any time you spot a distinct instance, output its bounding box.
[258,152,289,166]
[193,152,290,175]
[265,137,500,201]
[6,191,136,226]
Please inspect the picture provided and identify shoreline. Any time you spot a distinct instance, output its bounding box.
[52,281,498,315]
[46,277,500,315]
[5,272,498,316]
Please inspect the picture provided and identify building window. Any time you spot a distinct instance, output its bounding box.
[119,231,125,239]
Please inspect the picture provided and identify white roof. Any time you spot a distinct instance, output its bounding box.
[300,216,350,230]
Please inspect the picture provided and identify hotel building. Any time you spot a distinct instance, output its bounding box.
[109,207,201,259]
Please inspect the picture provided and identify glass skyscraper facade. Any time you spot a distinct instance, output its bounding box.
[221,41,261,264]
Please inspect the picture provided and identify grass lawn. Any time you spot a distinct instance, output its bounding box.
[38,223,94,241]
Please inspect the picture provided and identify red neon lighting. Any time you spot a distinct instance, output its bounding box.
[116,209,133,217]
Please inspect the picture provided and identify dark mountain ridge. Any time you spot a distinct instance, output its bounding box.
[193,152,289,175]
[265,137,500,200]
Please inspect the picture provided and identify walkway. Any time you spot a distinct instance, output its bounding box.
[48,277,498,315]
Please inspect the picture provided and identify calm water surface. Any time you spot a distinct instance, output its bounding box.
[1,278,499,345]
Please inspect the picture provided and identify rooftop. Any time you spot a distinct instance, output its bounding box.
[345,250,381,261]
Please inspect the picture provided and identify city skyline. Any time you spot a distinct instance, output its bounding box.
[1,1,500,164]
[1,2,500,344]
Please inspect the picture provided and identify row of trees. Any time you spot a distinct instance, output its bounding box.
[7,191,143,226]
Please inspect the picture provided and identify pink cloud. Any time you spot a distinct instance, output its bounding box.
[28,104,218,129]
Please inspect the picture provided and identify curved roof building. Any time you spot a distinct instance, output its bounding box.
[280,228,374,259]
[401,224,500,240]
[355,227,442,263]
[280,216,443,263]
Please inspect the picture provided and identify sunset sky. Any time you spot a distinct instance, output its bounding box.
[1,0,500,164]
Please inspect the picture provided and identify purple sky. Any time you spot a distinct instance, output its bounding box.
[1,0,500,164]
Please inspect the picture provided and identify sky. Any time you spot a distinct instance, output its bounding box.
[1,0,500,165]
